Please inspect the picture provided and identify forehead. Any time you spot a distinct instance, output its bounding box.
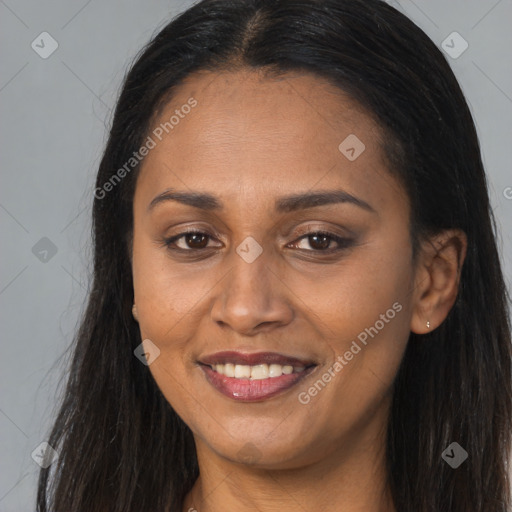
[135,69,406,215]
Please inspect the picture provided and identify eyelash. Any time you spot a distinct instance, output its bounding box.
[160,228,354,255]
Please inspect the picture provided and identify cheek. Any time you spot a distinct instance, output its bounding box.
[302,232,414,405]
[289,245,413,442]
[293,240,413,345]
[132,235,206,336]
[131,238,205,415]
[131,233,228,405]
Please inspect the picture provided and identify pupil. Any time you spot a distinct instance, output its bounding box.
[310,234,330,250]
[187,233,207,248]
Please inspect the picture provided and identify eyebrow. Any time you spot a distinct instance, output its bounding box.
[147,188,376,214]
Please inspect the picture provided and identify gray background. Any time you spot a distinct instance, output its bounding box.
[1,0,511,509]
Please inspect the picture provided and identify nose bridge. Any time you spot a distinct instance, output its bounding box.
[225,241,273,308]
[211,238,292,333]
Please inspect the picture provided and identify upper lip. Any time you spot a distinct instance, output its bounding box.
[199,351,317,367]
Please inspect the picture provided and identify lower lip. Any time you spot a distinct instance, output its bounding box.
[199,364,316,402]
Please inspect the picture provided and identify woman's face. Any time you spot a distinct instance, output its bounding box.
[131,69,418,468]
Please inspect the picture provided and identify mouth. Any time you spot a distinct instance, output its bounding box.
[198,351,318,402]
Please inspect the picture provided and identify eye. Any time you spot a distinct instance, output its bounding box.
[160,229,354,254]
[162,230,219,251]
[288,231,353,253]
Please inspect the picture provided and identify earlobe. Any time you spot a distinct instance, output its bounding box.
[410,229,467,334]
[132,304,139,322]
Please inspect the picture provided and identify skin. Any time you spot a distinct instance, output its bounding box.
[130,69,467,512]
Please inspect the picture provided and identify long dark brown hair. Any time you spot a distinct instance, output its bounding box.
[36,0,512,510]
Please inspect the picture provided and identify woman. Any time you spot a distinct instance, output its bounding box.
[36,0,512,511]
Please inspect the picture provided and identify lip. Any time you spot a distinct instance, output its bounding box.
[198,350,316,367]
[199,363,317,402]
[197,351,318,402]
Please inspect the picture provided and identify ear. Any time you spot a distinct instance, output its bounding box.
[410,229,467,334]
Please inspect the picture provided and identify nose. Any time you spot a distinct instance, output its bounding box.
[210,247,294,336]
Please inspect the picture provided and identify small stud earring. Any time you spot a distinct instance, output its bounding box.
[132,304,138,321]
[426,320,430,329]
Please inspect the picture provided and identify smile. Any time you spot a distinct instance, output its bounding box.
[197,350,318,401]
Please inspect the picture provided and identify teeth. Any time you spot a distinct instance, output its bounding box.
[210,363,308,379]
[234,364,251,378]
[282,365,293,375]
[250,364,269,380]
[269,364,283,377]
[224,363,235,377]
